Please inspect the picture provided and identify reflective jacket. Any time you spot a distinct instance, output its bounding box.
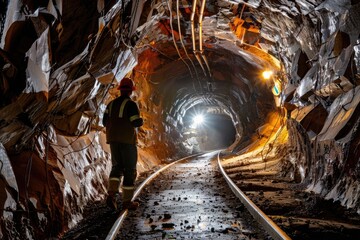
[103,95,143,144]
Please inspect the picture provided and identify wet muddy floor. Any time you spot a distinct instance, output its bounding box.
[61,151,360,239]
[118,152,270,239]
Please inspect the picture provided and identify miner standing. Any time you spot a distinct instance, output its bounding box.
[102,77,143,210]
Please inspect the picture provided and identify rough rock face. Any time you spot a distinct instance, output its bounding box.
[260,0,360,213]
[0,0,359,239]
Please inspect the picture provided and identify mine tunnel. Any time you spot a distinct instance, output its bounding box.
[0,0,360,239]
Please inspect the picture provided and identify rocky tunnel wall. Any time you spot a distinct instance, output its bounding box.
[0,0,360,239]
[253,0,360,213]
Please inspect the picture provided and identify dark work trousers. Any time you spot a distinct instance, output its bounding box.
[109,142,138,188]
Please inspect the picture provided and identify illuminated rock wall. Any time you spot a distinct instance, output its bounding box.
[246,0,360,212]
[0,0,359,239]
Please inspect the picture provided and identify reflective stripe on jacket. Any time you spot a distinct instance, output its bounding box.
[103,95,143,144]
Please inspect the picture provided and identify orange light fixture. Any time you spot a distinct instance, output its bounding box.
[262,70,274,80]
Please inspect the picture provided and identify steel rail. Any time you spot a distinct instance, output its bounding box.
[105,153,202,240]
[217,152,292,240]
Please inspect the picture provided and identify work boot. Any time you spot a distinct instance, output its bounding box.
[106,192,121,210]
[122,200,139,210]
[108,177,121,193]
[122,186,139,210]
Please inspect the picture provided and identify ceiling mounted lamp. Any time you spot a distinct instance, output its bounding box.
[261,70,283,97]
[262,70,274,80]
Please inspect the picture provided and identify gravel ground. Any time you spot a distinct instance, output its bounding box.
[61,150,360,240]
[118,152,270,239]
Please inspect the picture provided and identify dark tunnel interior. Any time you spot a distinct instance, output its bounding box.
[181,106,237,152]
[0,0,360,239]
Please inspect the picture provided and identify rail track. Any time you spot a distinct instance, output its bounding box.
[221,150,360,240]
[106,151,290,239]
[62,150,360,240]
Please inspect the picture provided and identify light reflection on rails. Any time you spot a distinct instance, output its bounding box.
[105,153,202,240]
[217,152,291,240]
[106,151,291,240]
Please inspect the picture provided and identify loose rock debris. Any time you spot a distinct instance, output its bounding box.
[62,147,360,240]
[118,152,271,239]
[221,143,360,240]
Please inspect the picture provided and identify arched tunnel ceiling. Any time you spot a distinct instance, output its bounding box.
[135,40,277,136]
[0,0,360,238]
[130,4,280,144]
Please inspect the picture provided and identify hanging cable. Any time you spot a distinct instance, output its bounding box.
[198,0,212,77]
[176,0,201,90]
[190,0,197,57]
[190,0,207,77]
[167,0,196,88]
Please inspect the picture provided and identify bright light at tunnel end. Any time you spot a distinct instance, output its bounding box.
[194,114,204,125]
[191,114,204,128]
